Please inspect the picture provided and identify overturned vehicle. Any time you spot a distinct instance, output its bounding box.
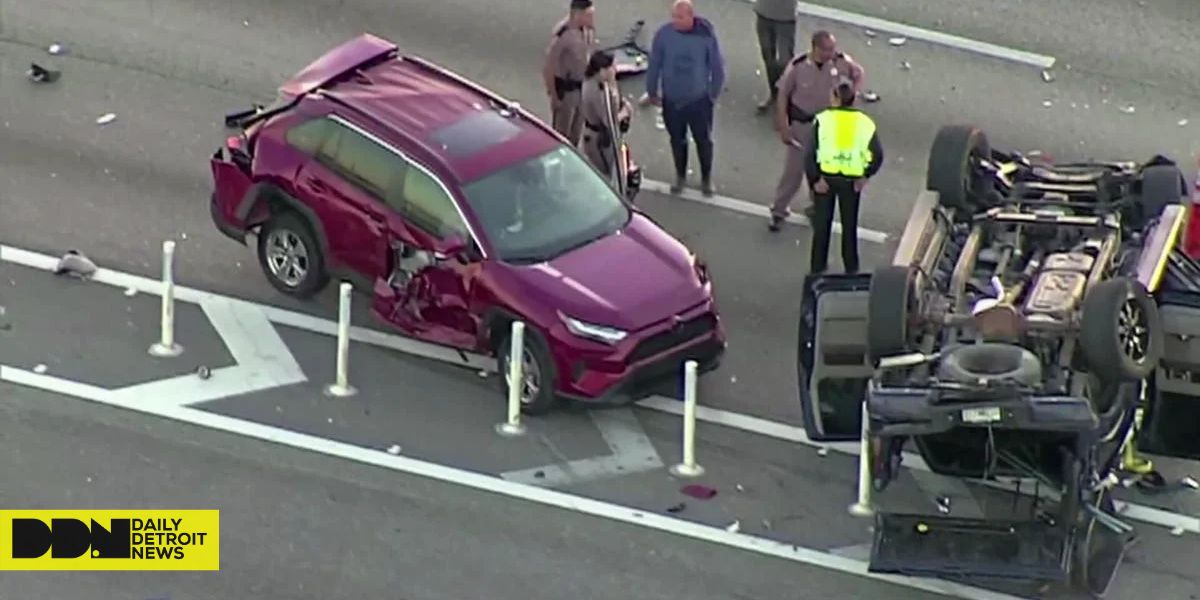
[797,124,1200,596]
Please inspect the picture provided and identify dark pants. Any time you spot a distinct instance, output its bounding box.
[809,176,862,274]
[662,97,714,180]
[755,15,796,98]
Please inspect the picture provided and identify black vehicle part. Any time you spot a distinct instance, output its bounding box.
[256,210,330,298]
[1130,161,1186,230]
[867,265,917,362]
[1079,278,1164,381]
[496,325,560,415]
[926,125,991,215]
[935,343,1042,386]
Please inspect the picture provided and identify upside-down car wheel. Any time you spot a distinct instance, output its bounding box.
[867,265,918,362]
[1080,277,1164,382]
[926,124,991,216]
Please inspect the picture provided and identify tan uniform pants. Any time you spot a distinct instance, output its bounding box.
[552,90,584,146]
[770,121,815,219]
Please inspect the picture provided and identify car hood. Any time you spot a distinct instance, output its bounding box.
[507,213,707,331]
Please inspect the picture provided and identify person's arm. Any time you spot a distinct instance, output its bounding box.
[844,54,866,93]
[707,27,726,101]
[805,118,823,183]
[864,129,884,178]
[543,37,562,98]
[774,63,796,134]
[645,28,666,99]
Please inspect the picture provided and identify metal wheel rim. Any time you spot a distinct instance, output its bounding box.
[265,229,309,287]
[503,347,541,404]
[1117,297,1149,363]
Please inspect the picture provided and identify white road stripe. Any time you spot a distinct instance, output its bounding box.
[792,2,1057,69]
[641,178,890,244]
[3,243,1195,536]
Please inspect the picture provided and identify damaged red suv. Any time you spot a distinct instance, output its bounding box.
[209,34,725,413]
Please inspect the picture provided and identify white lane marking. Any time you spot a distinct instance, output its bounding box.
[4,243,1196,535]
[503,408,665,486]
[640,179,890,244]
[830,542,873,561]
[792,2,1057,69]
[0,365,116,403]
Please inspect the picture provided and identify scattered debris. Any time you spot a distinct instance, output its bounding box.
[1179,119,1190,127]
[1120,105,1136,115]
[681,484,718,499]
[48,43,64,55]
[1040,70,1054,83]
[666,502,686,513]
[726,520,741,533]
[326,417,333,424]
[26,63,60,83]
[54,250,97,280]
[817,447,829,457]
[865,40,873,47]
[96,113,117,125]
[33,364,48,374]
[181,233,188,240]
[1042,100,1053,108]
[477,370,489,378]
[534,470,545,479]
[242,20,249,27]
[900,61,911,71]
[735,483,745,492]
[386,444,402,455]
[730,375,737,383]
[761,518,772,530]
[1171,526,1185,536]
[888,37,906,47]
[863,29,877,38]
[124,287,138,297]
[1183,476,1199,490]
[86,476,93,483]
[936,496,952,514]
[196,365,211,380]
[861,90,880,103]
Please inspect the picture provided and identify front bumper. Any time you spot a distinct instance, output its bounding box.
[553,301,726,405]
[867,383,1100,437]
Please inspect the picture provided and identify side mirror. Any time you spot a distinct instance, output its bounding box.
[432,235,470,262]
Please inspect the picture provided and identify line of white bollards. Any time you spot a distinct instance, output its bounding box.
[494,321,527,437]
[325,282,357,397]
[848,400,875,517]
[148,240,183,358]
[669,360,704,478]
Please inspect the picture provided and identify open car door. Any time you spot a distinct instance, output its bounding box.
[1141,288,1200,461]
[796,272,874,441]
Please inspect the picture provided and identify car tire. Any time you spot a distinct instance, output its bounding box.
[926,125,991,215]
[936,343,1043,386]
[1079,278,1164,382]
[867,265,918,362]
[496,324,560,415]
[256,210,329,299]
[1133,163,1186,229]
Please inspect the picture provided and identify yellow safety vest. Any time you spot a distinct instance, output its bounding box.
[814,108,876,178]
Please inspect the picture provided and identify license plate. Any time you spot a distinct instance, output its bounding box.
[961,406,1002,424]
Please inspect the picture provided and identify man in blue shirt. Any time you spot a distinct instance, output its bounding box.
[644,0,726,196]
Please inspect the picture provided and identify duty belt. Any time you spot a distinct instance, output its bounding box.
[584,121,604,131]
[787,104,815,124]
[554,77,583,97]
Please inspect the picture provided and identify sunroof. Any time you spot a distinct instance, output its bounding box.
[430,109,522,158]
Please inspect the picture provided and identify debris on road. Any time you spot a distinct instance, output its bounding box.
[477,370,488,378]
[861,90,880,103]
[863,29,876,38]
[900,61,911,71]
[936,496,952,514]
[761,518,772,530]
[33,364,49,374]
[730,375,737,383]
[726,520,740,533]
[386,444,401,455]
[666,502,686,513]
[817,447,829,457]
[124,287,138,297]
[735,483,745,492]
[96,112,117,125]
[681,484,717,499]
[1182,476,1198,490]
[26,63,60,84]
[1042,100,1053,108]
[888,37,906,46]
[54,250,97,280]
[533,470,545,479]
[1041,70,1054,83]
[196,365,211,380]
[1171,526,1185,536]
[48,43,65,55]
[1120,105,1136,115]
[1179,119,1189,127]
[326,417,333,424]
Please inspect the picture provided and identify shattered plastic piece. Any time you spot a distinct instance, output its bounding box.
[936,496,951,514]
[124,287,137,297]
[86,476,92,483]
[1120,105,1136,114]
[477,370,489,378]
[888,37,906,46]
[48,43,63,55]
[761,519,772,530]
[386,445,401,455]
[96,113,117,125]
[866,40,872,47]
[1042,100,1053,108]
[26,63,60,83]
[1041,70,1054,83]
[681,484,718,499]
[666,502,686,513]
[726,520,740,533]
[863,29,876,38]
[33,364,48,374]
[900,61,911,70]
[817,447,829,457]
[196,366,211,380]
[730,375,737,383]
[736,484,745,492]
[1179,119,1189,127]
[326,417,333,424]
[54,250,96,280]
[1171,526,1185,536]
[862,90,880,103]
[1182,476,1199,490]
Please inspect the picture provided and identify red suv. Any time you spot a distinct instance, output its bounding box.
[209,34,725,413]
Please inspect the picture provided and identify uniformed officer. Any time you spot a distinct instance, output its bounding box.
[544,0,597,146]
[581,51,633,185]
[805,81,883,274]
[768,30,865,232]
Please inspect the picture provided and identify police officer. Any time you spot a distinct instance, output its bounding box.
[768,30,864,232]
[581,51,632,185]
[544,0,597,146]
[805,81,882,275]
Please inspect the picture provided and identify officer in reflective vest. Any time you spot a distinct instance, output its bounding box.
[804,81,883,274]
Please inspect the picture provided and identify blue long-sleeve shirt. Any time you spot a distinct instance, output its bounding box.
[644,17,725,106]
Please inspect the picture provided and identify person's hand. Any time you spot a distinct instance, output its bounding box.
[779,128,795,147]
[813,178,829,193]
[854,178,866,192]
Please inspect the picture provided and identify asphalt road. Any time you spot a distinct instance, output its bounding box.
[2,0,1200,597]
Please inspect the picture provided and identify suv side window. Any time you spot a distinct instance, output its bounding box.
[315,122,405,202]
[399,164,469,240]
[285,117,334,155]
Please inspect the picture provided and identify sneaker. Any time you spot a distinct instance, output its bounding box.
[669,176,684,194]
[700,178,715,197]
[768,215,783,232]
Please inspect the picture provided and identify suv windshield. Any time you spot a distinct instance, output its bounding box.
[461,146,630,263]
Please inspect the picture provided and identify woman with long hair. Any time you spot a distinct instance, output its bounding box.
[579,51,632,184]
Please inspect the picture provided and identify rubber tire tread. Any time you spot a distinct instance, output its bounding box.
[926,125,990,213]
[1079,278,1164,382]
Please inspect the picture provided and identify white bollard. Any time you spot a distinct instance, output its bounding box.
[670,360,705,478]
[495,321,527,437]
[148,240,184,357]
[324,282,357,397]
[848,400,876,517]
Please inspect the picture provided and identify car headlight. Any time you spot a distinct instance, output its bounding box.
[559,313,628,344]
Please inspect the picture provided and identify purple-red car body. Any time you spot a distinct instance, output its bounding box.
[208,34,725,413]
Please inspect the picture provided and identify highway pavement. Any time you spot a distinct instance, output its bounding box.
[1,0,1199,597]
